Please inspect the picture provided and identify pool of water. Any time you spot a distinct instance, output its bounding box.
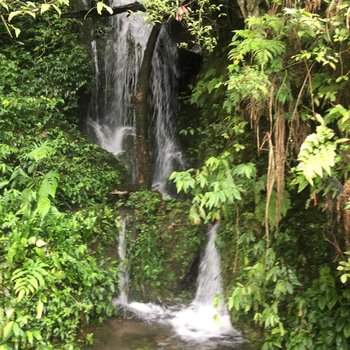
[84,318,247,350]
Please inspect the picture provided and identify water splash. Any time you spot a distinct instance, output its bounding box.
[170,223,237,342]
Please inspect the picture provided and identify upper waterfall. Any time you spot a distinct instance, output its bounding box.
[86,3,184,194]
[86,3,151,182]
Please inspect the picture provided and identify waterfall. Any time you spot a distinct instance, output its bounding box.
[194,223,225,305]
[170,223,237,342]
[115,216,172,321]
[115,221,241,345]
[150,27,185,197]
[86,1,151,181]
[116,217,129,305]
[86,3,184,192]
[85,3,241,346]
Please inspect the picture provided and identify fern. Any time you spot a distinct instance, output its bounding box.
[36,171,59,219]
[171,153,255,223]
[296,124,336,187]
[24,141,56,162]
[230,35,285,69]
[11,259,49,301]
[325,104,350,133]
[229,16,286,72]
[0,144,17,160]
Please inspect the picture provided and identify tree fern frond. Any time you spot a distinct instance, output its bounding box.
[36,171,59,219]
[24,142,56,162]
[39,171,59,200]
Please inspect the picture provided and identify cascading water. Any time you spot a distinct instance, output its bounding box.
[85,3,243,348]
[115,217,170,321]
[116,217,129,305]
[170,223,239,343]
[86,1,184,192]
[114,221,243,348]
[150,27,186,197]
[86,0,151,181]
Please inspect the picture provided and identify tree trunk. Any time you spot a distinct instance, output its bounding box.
[133,24,161,187]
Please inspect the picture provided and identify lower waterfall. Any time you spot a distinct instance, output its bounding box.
[114,221,244,348]
[116,217,129,305]
[170,223,236,342]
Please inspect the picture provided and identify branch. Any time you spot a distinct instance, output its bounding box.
[61,2,145,19]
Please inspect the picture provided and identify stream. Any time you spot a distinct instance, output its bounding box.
[84,318,246,350]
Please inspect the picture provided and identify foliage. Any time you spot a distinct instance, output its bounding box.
[1,0,350,349]
[0,0,69,37]
[170,152,256,223]
[124,191,203,299]
[175,0,350,348]
[0,15,124,207]
[0,0,113,38]
[0,11,124,350]
[143,0,222,51]
[338,252,350,284]
[0,148,119,349]
[294,123,337,188]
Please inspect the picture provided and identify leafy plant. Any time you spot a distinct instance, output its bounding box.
[0,11,124,349]
[337,252,350,284]
[170,152,256,223]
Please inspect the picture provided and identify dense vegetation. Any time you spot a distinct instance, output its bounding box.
[168,0,350,349]
[123,190,203,300]
[1,0,350,349]
[0,12,125,349]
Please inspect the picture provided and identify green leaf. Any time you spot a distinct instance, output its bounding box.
[52,4,61,15]
[37,197,51,219]
[3,321,14,340]
[39,171,59,199]
[12,323,21,337]
[102,2,113,14]
[6,248,16,265]
[96,2,103,15]
[13,26,20,38]
[8,11,22,22]
[36,301,44,319]
[34,247,47,261]
[26,142,55,161]
[28,276,39,290]
[17,289,26,301]
[340,274,348,283]
[27,331,34,344]
[40,3,51,14]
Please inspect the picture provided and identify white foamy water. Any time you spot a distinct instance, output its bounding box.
[169,223,237,341]
[86,3,185,192]
[116,217,129,305]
